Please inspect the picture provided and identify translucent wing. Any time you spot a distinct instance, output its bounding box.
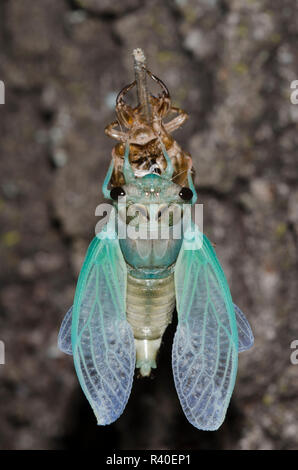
[71,223,135,425]
[233,304,254,352]
[58,307,73,355]
[173,229,238,431]
[58,304,253,356]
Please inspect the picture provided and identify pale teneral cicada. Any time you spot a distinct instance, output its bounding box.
[58,49,254,431]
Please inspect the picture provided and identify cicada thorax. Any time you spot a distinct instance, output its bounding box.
[105,71,194,187]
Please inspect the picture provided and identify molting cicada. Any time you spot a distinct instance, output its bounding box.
[58,49,254,431]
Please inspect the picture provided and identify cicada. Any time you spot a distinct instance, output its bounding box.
[58,49,254,431]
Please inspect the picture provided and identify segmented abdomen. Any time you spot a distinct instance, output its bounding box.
[126,272,175,376]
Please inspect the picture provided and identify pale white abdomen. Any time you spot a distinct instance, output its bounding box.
[126,272,175,376]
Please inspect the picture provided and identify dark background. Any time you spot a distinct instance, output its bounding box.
[0,0,298,450]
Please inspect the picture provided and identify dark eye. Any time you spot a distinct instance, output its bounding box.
[179,187,193,201]
[110,187,126,200]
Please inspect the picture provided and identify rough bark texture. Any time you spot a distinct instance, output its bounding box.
[0,0,298,450]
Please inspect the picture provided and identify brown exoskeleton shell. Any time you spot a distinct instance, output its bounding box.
[105,70,194,187]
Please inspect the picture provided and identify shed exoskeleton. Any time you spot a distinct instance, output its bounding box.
[105,70,193,187]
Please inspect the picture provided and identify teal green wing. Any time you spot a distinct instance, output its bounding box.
[173,228,238,431]
[71,224,135,425]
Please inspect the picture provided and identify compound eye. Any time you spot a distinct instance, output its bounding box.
[110,187,126,200]
[152,167,161,175]
[179,187,193,201]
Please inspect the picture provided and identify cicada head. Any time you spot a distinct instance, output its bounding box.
[103,141,197,243]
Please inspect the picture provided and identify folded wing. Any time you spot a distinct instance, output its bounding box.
[70,225,135,425]
[173,230,238,430]
[234,304,254,352]
[58,307,73,355]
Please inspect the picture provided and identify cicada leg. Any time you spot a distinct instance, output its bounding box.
[164,107,189,133]
[104,121,127,141]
